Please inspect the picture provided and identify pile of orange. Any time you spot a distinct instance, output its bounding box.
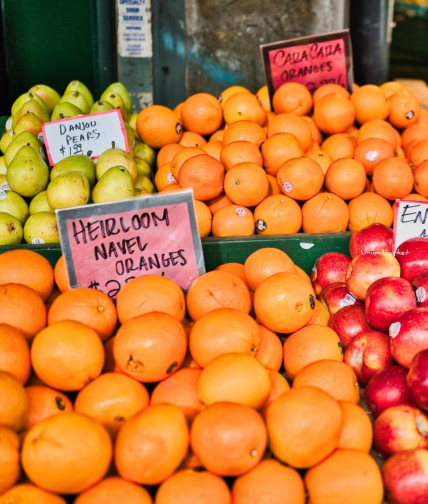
[0,247,385,504]
[138,81,428,238]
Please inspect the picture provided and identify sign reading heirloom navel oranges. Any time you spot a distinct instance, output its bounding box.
[260,29,354,98]
[393,199,428,252]
[56,189,206,298]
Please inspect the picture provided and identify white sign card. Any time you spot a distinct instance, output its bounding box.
[393,199,428,252]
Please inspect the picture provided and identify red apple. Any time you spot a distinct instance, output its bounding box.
[328,303,371,348]
[395,237,428,283]
[382,448,428,504]
[349,222,394,258]
[310,251,351,296]
[389,307,428,368]
[344,329,393,386]
[345,252,401,301]
[407,348,428,411]
[373,403,428,458]
[413,270,428,308]
[318,282,359,315]
[364,365,412,418]
[365,276,417,332]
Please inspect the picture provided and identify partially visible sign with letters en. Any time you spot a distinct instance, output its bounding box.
[393,199,428,252]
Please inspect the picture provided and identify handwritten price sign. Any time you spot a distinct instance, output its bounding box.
[56,189,206,298]
[260,29,354,99]
[393,199,428,252]
[41,109,129,166]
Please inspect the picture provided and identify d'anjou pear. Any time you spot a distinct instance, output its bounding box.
[7,145,49,198]
[24,212,59,244]
[91,166,135,203]
[46,171,91,209]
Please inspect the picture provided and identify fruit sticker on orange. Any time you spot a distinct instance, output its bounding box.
[260,29,354,98]
[393,198,428,252]
[56,188,205,298]
[41,109,128,165]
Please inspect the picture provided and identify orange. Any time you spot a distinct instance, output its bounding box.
[261,132,305,176]
[301,192,350,233]
[221,119,266,147]
[271,81,313,116]
[372,156,414,200]
[0,370,28,432]
[74,372,150,438]
[47,286,117,342]
[312,93,356,134]
[178,153,225,201]
[0,248,54,300]
[304,448,384,504]
[155,469,231,504]
[276,156,325,201]
[211,204,255,237]
[201,138,222,160]
[266,172,282,195]
[350,84,390,124]
[256,84,272,112]
[0,426,21,494]
[24,384,74,431]
[180,92,223,136]
[231,457,305,504]
[308,298,331,326]
[224,161,269,206]
[0,323,31,384]
[53,254,70,292]
[113,311,187,383]
[222,91,267,126]
[115,403,189,485]
[30,320,105,391]
[193,198,212,238]
[347,191,393,231]
[190,401,267,476]
[337,400,374,453]
[21,411,112,494]
[357,118,399,150]
[282,324,344,380]
[265,385,342,468]
[388,89,421,129]
[157,142,184,169]
[254,193,303,236]
[253,271,316,334]
[243,246,296,291]
[186,269,252,321]
[313,83,350,103]
[0,484,67,504]
[408,138,428,168]
[214,261,246,283]
[189,307,261,367]
[414,159,428,197]
[262,369,291,415]
[380,80,408,97]
[206,191,233,214]
[0,283,46,340]
[178,130,209,147]
[305,148,332,174]
[115,274,185,324]
[197,352,271,409]
[73,476,154,504]
[401,122,428,149]
[154,162,178,191]
[150,366,203,422]
[219,84,251,108]
[136,104,182,148]
[353,137,395,176]
[324,157,367,200]
[170,145,205,179]
[303,114,323,145]
[210,128,225,142]
[292,358,360,403]
[321,132,356,161]
[255,323,284,371]
[267,112,312,151]
[219,140,263,171]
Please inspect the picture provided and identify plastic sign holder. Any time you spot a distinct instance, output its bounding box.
[41,109,129,166]
[56,188,206,298]
[260,29,354,99]
[393,198,428,252]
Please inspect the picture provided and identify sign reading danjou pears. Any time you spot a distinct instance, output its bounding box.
[57,189,206,299]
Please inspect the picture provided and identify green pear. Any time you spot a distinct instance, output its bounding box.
[92,166,135,203]
[28,84,61,112]
[103,82,133,115]
[4,131,42,167]
[11,91,50,117]
[0,157,6,175]
[134,173,154,196]
[0,130,14,155]
[12,99,51,127]
[29,190,54,214]
[64,80,94,109]
[51,101,84,121]
[0,189,30,223]
[7,145,49,198]
[51,154,96,187]
[12,112,43,136]
[58,91,90,115]
[127,112,139,134]
[135,158,152,177]
[99,90,127,120]
[95,147,138,183]
[0,212,23,245]
[46,171,90,209]
[133,139,156,167]
[90,100,114,114]
[23,212,59,244]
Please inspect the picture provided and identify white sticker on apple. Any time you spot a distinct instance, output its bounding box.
[389,321,401,339]
[416,286,427,303]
